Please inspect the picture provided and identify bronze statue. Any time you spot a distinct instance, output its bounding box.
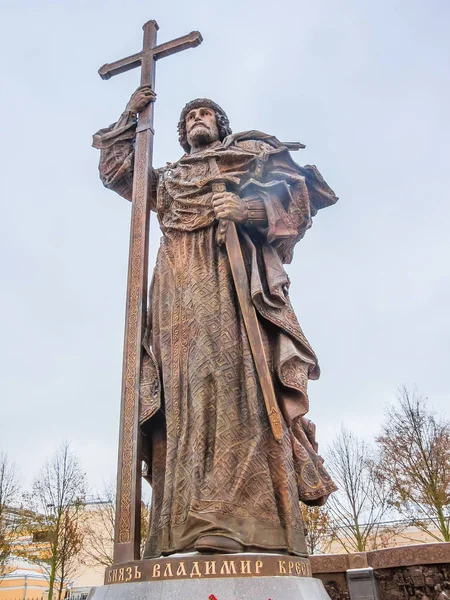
[93,84,337,559]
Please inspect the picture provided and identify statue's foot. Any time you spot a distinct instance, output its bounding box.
[194,534,244,554]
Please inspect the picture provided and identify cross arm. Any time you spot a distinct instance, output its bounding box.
[98,30,203,80]
[99,51,143,80]
[152,30,203,60]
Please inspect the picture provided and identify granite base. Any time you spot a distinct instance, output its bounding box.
[88,575,330,600]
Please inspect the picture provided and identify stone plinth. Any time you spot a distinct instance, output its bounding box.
[87,553,330,600]
[89,576,329,600]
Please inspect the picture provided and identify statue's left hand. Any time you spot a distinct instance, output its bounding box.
[125,86,157,114]
[212,192,248,223]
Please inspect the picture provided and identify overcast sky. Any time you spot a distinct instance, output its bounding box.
[1,0,449,494]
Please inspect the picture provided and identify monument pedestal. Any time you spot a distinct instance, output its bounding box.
[87,554,330,600]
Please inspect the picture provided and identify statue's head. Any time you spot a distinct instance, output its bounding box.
[178,98,232,153]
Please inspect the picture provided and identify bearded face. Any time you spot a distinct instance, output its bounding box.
[185,106,220,150]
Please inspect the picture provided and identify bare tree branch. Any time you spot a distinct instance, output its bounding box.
[0,452,21,578]
[325,426,399,552]
[80,483,115,568]
[80,481,150,568]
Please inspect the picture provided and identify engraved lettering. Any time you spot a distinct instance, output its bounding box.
[255,560,263,574]
[190,562,202,578]
[278,561,287,575]
[205,561,217,575]
[107,570,112,584]
[118,568,124,582]
[125,567,133,582]
[177,562,187,576]
[152,564,161,578]
[134,566,142,580]
[112,569,118,583]
[163,563,174,578]
[288,561,294,574]
[240,560,251,575]
[295,562,302,576]
[220,560,237,575]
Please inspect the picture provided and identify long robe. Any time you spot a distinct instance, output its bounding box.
[93,118,338,558]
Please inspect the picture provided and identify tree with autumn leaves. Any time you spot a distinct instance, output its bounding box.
[321,387,450,553]
[300,504,333,554]
[1,386,449,574]
[376,387,450,542]
[19,442,86,600]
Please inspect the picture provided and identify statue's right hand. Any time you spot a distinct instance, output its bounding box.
[125,86,156,113]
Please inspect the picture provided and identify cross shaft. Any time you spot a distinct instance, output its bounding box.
[98,19,203,565]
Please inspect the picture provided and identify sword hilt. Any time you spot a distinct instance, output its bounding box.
[211,180,229,246]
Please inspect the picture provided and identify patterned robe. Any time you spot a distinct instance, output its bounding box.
[93,115,337,558]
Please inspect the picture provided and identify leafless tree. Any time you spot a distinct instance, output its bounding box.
[21,442,86,600]
[301,504,332,554]
[81,482,149,567]
[325,426,397,552]
[80,483,115,568]
[0,452,21,577]
[376,386,450,542]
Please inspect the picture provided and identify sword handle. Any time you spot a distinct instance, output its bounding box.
[212,180,229,245]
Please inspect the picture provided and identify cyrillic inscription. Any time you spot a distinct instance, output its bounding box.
[104,555,311,584]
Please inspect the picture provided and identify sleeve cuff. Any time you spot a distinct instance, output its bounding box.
[245,196,267,226]
[118,109,138,125]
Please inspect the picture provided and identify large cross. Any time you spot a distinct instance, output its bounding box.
[98,20,203,564]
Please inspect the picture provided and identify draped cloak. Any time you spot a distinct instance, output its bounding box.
[93,119,338,558]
